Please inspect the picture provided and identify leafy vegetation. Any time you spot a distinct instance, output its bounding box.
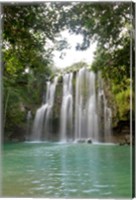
[3,3,61,138]
[3,2,133,140]
[55,2,133,123]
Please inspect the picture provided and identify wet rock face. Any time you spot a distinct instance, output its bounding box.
[87,138,92,143]
[112,120,134,145]
[8,126,26,142]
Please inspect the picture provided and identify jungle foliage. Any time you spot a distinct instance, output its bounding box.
[3,2,133,138]
[3,3,60,136]
[54,1,134,123]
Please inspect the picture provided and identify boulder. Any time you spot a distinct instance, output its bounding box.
[87,138,92,144]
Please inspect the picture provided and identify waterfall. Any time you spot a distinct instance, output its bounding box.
[31,67,112,143]
[60,73,73,142]
[97,72,112,142]
[75,68,98,142]
[87,71,99,141]
[31,76,58,141]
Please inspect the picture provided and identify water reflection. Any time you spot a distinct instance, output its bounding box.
[2,143,131,198]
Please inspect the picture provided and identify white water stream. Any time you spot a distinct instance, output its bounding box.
[31,76,58,140]
[31,68,112,142]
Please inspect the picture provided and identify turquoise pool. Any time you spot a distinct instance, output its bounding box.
[2,142,132,198]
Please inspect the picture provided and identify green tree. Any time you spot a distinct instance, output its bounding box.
[2,3,62,139]
[55,2,133,122]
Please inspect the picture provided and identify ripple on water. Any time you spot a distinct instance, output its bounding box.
[69,189,78,192]
[31,180,41,184]
[94,184,115,188]
[103,191,112,195]
[47,185,54,189]
[83,188,100,193]
[46,190,53,194]
[34,187,45,191]
[3,143,131,198]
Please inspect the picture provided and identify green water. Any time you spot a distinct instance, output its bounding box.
[2,142,132,198]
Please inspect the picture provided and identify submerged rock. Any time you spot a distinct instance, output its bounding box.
[87,138,92,144]
[76,138,92,144]
[76,139,86,143]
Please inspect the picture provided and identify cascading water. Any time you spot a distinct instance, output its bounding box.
[75,68,99,142]
[87,72,99,141]
[31,67,112,143]
[97,72,112,142]
[31,76,58,140]
[60,73,73,142]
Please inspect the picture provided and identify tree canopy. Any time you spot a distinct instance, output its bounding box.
[3,3,62,136]
[54,2,133,122]
[2,2,133,139]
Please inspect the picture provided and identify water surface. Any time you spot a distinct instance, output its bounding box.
[2,142,132,198]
